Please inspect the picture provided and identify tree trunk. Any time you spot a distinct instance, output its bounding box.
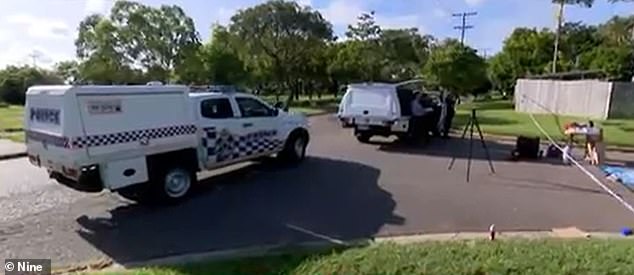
[284,81,294,109]
[294,79,301,101]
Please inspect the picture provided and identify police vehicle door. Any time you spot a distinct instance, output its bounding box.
[233,96,283,159]
[198,95,243,168]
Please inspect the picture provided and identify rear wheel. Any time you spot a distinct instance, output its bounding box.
[356,133,371,143]
[117,166,195,205]
[153,167,195,204]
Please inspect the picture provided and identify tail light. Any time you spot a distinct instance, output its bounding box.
[383,119,397,126]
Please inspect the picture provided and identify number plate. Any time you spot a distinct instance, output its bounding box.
[357,125,370,130]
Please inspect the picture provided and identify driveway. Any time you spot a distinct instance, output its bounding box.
[1,114,634,267]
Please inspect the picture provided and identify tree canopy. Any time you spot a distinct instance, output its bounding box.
[1,0,632,104]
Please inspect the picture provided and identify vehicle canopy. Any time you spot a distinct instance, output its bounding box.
[339,80,432,119]
[24,84,195,167]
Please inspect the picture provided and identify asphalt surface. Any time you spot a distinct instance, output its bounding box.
[2,114,634,267]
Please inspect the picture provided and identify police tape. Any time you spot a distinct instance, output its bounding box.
[520,94,634,216]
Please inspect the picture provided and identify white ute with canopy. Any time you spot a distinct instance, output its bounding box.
[337,80,423,143]
[24,83,310,204]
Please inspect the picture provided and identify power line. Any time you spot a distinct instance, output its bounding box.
[452,11,477,46]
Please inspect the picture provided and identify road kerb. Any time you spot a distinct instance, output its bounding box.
[0,151,26,161]
[96,230,629,273]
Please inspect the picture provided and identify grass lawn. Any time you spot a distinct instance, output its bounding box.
[0,105,25,142]
[289,106,333,115]
[94,239,634,275]
[0,105,24,131]
[453,100,634,148]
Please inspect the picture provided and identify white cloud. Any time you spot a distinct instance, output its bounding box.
[294,0,312,7]
[465,0,485,6]
[433,8,448,18]
[5,14,70,39]
[0,28,10,43]
[321,0,426,30]
[376,14,426,32]
[320,0,365,26]
[84,0,108,14]
[214,7,236,25]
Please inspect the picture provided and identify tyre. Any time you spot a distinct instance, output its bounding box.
[116,185,147,202]
[118,166,195,204]
[356,133,371,143]
[152,167,196,204]
[279,131,308,163]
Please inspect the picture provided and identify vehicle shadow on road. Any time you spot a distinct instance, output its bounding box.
[75,156,404,266]
[372,136,561,165]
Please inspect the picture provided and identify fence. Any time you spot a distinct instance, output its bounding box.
[514,79,634,119]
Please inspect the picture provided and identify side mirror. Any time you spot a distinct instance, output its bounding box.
[274,102,284,109]
[272,108,279,116]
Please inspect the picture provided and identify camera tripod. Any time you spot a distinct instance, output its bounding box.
[448,109,496,182]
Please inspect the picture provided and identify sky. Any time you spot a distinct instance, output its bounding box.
[0,0,632,69]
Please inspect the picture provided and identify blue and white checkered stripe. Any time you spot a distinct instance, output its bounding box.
[202,127,284,162]
[26,130,70,148]
[71,125,197,149]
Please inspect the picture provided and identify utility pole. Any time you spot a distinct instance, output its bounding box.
[452,11,477,46]
[552,1,565,74]
[478,48,491,58]
[27,50,42,68]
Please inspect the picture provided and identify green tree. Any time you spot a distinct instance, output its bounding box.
[328,40,381,83]
[335,11,385,82]
[550,0,633,72]
[558,22,600,70]
[345,11,381,41]
[0,66,63,104]
[422,39,488,96]
[488,54,516,94]
[488,28,554,94]
[53,61,80,84]
[379,28,434,81]
[199,25,249,85]
[75,1,200,84]
[229,0,333,105]
[75,14,142,84]
[581,45,634,81]
[598,15,634,46]
[109,1,201,82]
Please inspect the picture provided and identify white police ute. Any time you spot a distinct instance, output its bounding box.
[24,84,309,204]
[337,80,423,143]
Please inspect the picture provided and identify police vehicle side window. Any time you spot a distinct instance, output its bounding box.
[235,97,274,117]
[201,98,234,119]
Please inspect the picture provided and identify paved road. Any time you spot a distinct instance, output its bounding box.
[2,114,634,267]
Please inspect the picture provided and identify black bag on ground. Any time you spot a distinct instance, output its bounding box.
[515,136,540,159]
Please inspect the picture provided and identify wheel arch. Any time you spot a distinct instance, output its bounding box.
[286,127,309,144]
[146,148,200,174]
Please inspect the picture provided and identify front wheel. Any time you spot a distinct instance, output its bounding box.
[279,132,308,163]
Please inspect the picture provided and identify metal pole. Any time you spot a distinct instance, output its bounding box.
[552,1,565,74]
